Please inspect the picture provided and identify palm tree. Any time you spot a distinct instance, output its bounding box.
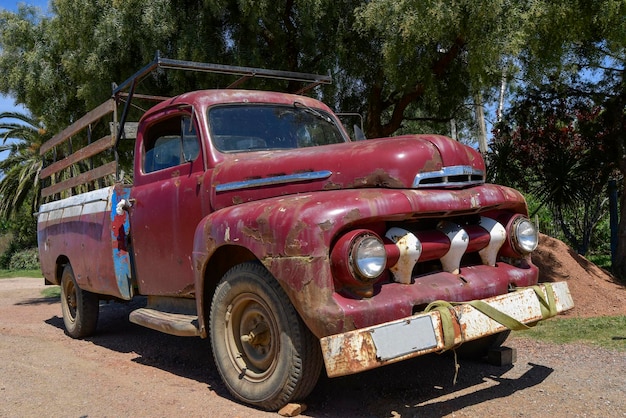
[0,111,49,220]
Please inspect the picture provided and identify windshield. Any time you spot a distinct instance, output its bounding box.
[208,104,347,153]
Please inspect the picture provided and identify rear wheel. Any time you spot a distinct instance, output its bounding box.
[60,264,99,338]
[209,262,322,411]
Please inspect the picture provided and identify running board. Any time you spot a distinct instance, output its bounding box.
[129,308,201,337]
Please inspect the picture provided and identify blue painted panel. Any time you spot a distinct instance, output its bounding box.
[110,186,133,299]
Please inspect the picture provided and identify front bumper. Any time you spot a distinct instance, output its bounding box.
[320,281,573,378]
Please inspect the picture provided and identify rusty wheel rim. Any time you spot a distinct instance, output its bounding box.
[225,293,278,382]
[62,277,78,322]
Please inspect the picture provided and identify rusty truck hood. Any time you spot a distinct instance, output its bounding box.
[211,134,485,210]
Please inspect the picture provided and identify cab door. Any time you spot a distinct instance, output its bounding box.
[129,111,208,296]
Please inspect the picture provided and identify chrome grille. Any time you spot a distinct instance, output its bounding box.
[413,165,485,188]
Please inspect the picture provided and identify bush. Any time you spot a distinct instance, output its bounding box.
[0,208,38,269]
[8,248,40,270]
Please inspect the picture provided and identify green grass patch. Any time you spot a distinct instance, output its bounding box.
[41,285,60,299]
[518,316,626,351]
[0,269,43,279]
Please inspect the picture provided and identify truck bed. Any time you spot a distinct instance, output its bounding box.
[37,186,130,299]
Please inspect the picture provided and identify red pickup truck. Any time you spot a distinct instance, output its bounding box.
[37,55,573,411]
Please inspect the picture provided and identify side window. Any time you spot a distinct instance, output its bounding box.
[143,115,200,173]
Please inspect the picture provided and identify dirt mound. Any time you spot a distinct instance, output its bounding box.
[532,233,626,317]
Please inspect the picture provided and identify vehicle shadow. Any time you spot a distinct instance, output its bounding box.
[16,296,60,306]
[307,358,552,417]
[44,299,554,417]
[44,298,232,398]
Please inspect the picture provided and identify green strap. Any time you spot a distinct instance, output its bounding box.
[425,283,558,350]
[466,300,530,330]
[425,301,457,350]
[531,283,558,319]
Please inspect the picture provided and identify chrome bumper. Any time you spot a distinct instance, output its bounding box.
[320,281,574,378]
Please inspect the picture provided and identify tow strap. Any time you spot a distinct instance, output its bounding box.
[425,283,558,351]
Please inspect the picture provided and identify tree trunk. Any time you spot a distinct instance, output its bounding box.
[607,73,626,280]
[612,175,626,280]
[364,36,466,139]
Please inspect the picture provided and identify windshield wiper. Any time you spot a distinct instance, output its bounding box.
[294,101,333,124]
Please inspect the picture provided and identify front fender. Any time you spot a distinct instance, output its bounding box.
[193,184,528,337]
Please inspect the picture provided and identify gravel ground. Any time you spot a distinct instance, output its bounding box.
[0,277,624,417]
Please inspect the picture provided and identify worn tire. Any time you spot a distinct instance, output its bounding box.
[60,264,99,338]
[209,262,323,411]
[456,330,511,360]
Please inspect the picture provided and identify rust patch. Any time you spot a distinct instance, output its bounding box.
[285,220,308,256]
[256,207,276,244]
[323,181,342,190]
[353,168,404,188]
[178,283,196,297]
[343,208,362,224]
[421,155,443,172]
[318,219,334,232]
[241,226,262,241]
[325,333,379,377]
[232,196,244,205]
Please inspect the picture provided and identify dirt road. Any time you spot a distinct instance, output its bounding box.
[0,277,624,417]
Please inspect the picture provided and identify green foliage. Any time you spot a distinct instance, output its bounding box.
[1,0,623,140]
[0,1,624,270]
[587,254,612,271]
[518,316,626,352]
[0,206,38,269]
[7,247,39,270]
[0,1,357,130]
[489,92,616,255]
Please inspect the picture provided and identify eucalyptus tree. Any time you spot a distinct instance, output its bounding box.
[0,1,542,139]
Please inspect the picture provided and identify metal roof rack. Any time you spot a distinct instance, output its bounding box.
[112,50,332,97]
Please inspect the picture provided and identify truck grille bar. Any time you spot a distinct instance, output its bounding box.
[413,165,485,188]
[385,216,506,284]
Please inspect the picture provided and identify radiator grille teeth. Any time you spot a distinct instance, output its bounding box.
[478,217,507,265]
[385,228,422,284]
[437,221,468,274]
[385,216,507,283]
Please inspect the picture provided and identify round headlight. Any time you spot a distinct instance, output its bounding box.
[351,234,387,280]
[513,217,538,254]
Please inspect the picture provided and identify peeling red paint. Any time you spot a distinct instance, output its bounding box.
[39,88,543,372]
[353,168,405,188]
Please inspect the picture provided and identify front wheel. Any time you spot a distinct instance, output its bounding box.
[209,262,322,411]
[60,264,99,338]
